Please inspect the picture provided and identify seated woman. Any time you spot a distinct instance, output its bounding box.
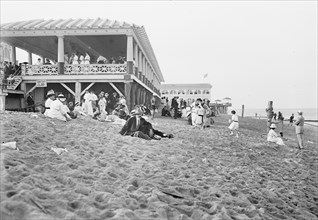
[67,101,78,119]
[267,124,285,146]
[73,101,87,116]
[112,104,129,120]
[119,106,174,140]
[47,94,71,122]
[161,106,172,117]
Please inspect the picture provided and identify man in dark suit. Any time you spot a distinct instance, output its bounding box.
[171,97,179,119]
[120,106,174,140]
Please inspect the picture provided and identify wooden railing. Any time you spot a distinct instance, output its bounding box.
[22,64,127,75]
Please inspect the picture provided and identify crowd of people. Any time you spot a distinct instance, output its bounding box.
[161,96,217,128]
[1,61,22,86]
[41,89,172,141]
[35,53,128,66]
[26,88,307,147]
[43,89,131,122]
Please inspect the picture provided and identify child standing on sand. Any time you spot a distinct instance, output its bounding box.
[229,110,239,137]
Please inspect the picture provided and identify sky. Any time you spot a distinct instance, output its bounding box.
[1,0,317,110]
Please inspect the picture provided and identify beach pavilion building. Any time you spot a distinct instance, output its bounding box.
[0,18,164,110]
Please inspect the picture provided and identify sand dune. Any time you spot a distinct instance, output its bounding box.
[1,111,317,220]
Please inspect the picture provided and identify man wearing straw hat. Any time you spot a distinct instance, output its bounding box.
[294,111,305,149]
[120,106,173,140]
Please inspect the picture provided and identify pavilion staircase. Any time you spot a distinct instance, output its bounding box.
[7,76,23,90]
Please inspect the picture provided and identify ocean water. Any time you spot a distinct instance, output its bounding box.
[238,108,318,121]
[235,108,318,127]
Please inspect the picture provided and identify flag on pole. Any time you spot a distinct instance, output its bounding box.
[203,73,208,78]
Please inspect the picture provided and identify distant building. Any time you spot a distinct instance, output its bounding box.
[160,83,212,106]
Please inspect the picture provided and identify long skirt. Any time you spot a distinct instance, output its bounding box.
[229,122,239,130]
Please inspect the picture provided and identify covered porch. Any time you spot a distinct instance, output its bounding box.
[0,18,164,110]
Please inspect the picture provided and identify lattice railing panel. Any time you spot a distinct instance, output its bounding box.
[25,65,58,75]
[64,64,127,74]
[23,64,127,75]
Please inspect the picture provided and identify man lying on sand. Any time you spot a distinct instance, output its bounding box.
[119,106,174,140]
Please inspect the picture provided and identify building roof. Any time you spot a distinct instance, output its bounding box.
[0,18,164,82]
[160,83,212,90]
[0,18,134,30]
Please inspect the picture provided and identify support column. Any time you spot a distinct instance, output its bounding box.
[138,50,142,80]
[57,35,65,74]
[136,86,141,105]
[124,82,132,111]
[126,35,134,75]
[11,46,16,65]
[134,44,139,68]
[141,88,146,104]
[0,83,8,112]
[143,56,146,83]
[28,52,32,65]
[131,83,136,108]
[75,81,81,104]
[134,45,139,78]
[20,82,26,109]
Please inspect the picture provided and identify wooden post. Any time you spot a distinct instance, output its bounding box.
[124,82,132,111]
[28,52,33,65]
[241,105,244,118]
[20,82,26,109]
[0,84,8,112]
[75,81,81,104]
[12,46,16,65]
[266,101,274,132]
[57,36,65,74]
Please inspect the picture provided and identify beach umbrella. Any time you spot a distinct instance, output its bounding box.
[215,99,221,104]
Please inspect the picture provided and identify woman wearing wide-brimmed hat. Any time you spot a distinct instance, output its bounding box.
[44,89,55,116]
[267,124,285,146]
[47,94,71,121]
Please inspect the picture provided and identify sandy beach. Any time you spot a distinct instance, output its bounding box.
[1,112,317,220]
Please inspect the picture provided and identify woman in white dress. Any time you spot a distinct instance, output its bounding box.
[44,89,55,116]
[97,92,108,120]
[267,124,285,145]
[84,53,90,64]
[228,110,239,137]
[47,94,71,121]
[72,53,79,64]
[83,90,93,117]
[79,54,85,64]
[190,100,198,126]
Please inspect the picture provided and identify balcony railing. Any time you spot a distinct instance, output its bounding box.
[22,64,127,75]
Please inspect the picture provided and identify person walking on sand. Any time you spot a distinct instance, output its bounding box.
[288,113,294,126]
[229,110,239,138]
[267,124,285,145]
[277,111,284,137]
[294,111,305,149]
